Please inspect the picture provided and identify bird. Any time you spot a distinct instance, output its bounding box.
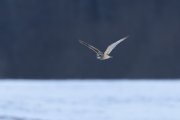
[79,36,128,60]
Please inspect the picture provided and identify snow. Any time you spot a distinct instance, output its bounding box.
[0,80,180,120]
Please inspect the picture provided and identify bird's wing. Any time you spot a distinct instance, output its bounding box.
[104,36,128,55]
[79,40,102,54]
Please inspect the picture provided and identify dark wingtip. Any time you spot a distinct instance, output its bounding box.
[124,35,129,39]
[79,40,83,43]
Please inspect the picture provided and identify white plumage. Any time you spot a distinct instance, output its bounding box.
[79,36,128,60]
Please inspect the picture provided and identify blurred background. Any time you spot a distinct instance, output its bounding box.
[1,1,180,120]
[0,0,180,79]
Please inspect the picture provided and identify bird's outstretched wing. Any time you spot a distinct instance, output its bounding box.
[79,40,103,54]
[104,36,128,55]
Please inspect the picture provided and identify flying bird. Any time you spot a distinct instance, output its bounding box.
[79,36,128,60]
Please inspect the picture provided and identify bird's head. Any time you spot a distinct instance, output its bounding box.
[109,56,113,59]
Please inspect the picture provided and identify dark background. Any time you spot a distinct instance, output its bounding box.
[0,0,180,79]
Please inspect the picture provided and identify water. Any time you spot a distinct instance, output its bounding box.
[0,80,180,120]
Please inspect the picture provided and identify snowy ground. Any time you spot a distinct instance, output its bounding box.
[0,80,180,120]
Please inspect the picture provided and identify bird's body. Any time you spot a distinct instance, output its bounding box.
[79,36,128,60]
[97,53,112,60]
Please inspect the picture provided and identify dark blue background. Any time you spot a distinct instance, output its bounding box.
[0,0,180,79]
